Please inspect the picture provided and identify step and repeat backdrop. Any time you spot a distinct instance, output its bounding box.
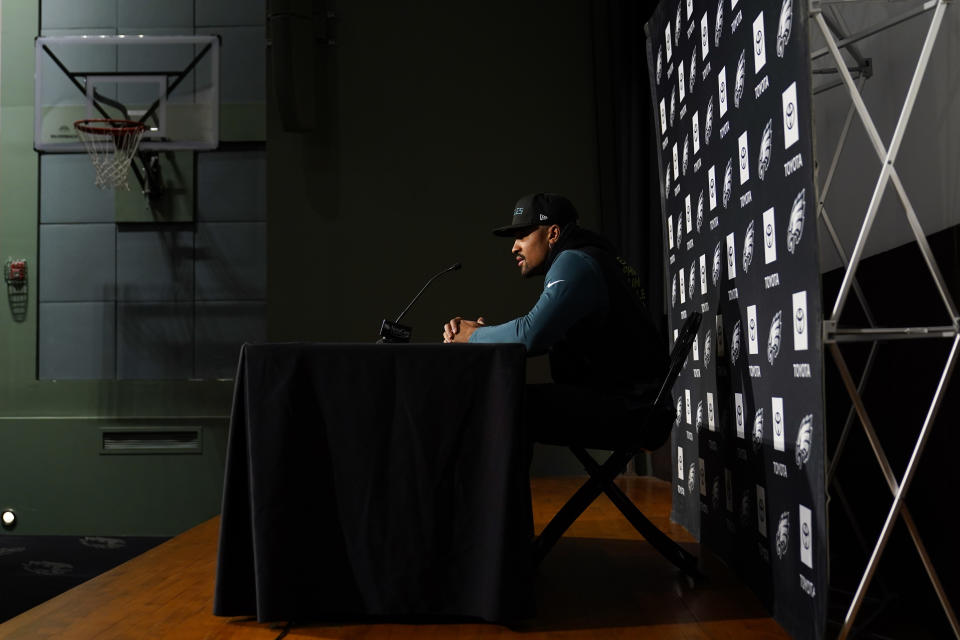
[645,1,827,638]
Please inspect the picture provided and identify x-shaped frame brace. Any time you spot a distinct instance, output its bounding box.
[811,2,960,637]
[816,0,959,335]
[530,441,701,579]
[817,73,895,612]
[828,339,959,639]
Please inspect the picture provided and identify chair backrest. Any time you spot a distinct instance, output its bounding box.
[651,312,702,409]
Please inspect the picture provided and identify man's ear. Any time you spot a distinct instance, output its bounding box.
[547,224,561,245]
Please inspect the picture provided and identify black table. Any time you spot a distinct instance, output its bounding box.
[213,343,533,623]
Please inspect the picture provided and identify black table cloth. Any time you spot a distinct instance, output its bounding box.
[213,343,533,623]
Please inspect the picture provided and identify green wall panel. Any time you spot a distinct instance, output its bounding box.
[115,151,195,223]
[0,419,228,536]
[0,1,235,536]
[222,104,266,141]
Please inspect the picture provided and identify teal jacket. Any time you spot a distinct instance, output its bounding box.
[467,225,667,391]
[469,250,606,356]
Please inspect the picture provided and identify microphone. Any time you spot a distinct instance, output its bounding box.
[378,263,462,343]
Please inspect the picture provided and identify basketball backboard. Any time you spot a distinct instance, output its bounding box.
[35,34,219,152]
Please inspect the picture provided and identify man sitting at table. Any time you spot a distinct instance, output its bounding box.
[442,193,669,445]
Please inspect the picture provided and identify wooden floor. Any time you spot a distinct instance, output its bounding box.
[0,476,789,640]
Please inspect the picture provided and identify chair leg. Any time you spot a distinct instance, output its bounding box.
[600,480,701,579]
[531,475,605,567]
[574,448,701,579]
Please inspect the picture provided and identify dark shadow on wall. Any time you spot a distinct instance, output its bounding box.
[590,0,673,480]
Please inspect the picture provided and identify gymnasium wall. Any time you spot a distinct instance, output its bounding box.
[0,0,604,535]
[0,0,266,536]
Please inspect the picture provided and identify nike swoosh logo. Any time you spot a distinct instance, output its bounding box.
[545,280,565,289]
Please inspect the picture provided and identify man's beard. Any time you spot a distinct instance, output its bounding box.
[522,260,547,278]
[527,243,561,277]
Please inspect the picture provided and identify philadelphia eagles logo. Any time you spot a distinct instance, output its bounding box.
[796,414,813,468]
[715,0,724,48]
[670,87,677,126]
[776,511,790,559]
[787,188,806,253]
[777,0,794,58]
[752,408,764,452]
[675,3,683,48]
[671,273,677,307]
[731,320,742,365]
[23,560,73,576]
[734,50,746,108]
[682,134,690,175]
[689,259,697,299]
[675,396,683,428]
[664,162,671,195]
[696,400,704,430]
[688,462,697,494]
[676,211,683,238]
[712,476,721,511]
[705,96,714,144]
[767,309,783,364]
[740,489,752,529]
[758,119,773,180]
[743,219,755,273]
[657,46,664,84]
[712,241,722,285]
[696,190,704,233]
[703,329,712,366]
[689,51,697,93]
[722,158,733,208]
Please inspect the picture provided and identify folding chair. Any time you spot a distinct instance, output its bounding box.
[530,311,702,578]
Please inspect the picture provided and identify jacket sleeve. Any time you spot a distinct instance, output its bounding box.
[468,250,608,356]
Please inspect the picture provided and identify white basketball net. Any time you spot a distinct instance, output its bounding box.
[74,119,147,190]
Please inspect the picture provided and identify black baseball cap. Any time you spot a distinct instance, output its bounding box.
[492,193,579,237]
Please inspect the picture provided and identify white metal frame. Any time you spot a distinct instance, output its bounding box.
[810,1,960,638]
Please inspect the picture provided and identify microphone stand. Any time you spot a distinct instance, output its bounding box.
[378,263,461,343]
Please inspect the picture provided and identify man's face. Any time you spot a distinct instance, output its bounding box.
[511,226,552,277]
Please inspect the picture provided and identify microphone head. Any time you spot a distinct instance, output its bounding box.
[451,262,462,271]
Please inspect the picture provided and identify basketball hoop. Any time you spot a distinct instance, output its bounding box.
[74,119,147,190]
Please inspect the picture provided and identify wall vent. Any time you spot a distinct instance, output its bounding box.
[100,427,203,455]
